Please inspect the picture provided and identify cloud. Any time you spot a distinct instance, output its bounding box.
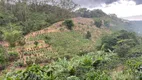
[74,0,142,8]
[134,0,142,4]
[73,0,119,8]
[97,0,142,17]
[74,0,142,17]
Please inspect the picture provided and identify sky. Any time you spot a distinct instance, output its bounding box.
[73,0,142,18]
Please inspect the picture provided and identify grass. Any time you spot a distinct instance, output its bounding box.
[26,31,96,57]
[7,31,96,67]
[45,31,96,56]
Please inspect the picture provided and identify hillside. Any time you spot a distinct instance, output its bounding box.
[0,0,142,80]
[75,8,132,31]
[0,17,110,72]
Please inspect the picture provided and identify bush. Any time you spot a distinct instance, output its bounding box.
[0,45,8,70]
[97,30,139,57]
[45,36,51,44]
[63,20,74,30]
[8,52,19,61]
[0,30,3,41]
[34,41,39,47]
[85,31,91,39]
[4,30,23,47]
[17,38,26,46]
[14,60,25,67]
[95,19,102,28]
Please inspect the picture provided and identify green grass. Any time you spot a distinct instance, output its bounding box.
[12,31,96,66]
[26,31,95,58]
[46,31,96,56]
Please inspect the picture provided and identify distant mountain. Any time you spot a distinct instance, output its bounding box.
[123,15,142,21]
[129,20,142,34]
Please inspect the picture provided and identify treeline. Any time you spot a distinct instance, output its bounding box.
[75,8,132,31]
[0,0,77,36]
[75,8,107,18]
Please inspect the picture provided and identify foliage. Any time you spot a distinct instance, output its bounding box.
[4,30,23,47]
[95,19,102,28]
[0,45,8,70]
[97,30,139,57]
[0,30,3,41]
[45,36,51,44]
[4,51,142,80]
[8,52,19,61]
[75,8,107,18]
[5,52,114,80]
[0,0,75,35]
[85,31,91,39]
[17,38,26,46]
[58,0,78,11]
[34,41,39,47]
[63,20,74,30]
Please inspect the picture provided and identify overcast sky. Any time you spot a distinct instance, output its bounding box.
[73,0,142,18]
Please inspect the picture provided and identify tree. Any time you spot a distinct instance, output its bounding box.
[95,19,102,28]
[4,30,23,47]
[97,30,139,57]
[75,8,90,17]
[58,0,78,11]
[63,20,74,30]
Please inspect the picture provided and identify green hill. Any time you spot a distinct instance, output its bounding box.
[0,0,142,80]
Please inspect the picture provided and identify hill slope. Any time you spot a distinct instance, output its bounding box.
[1,17,110,69]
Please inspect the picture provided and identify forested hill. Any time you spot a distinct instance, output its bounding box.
[0,0,142,80]
[0,0,137,38]
[75,8,133,31]
[0,0,75,35]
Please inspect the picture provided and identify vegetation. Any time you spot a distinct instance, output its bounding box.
[4,30,23,47]
[0,0,142,80]
[97,30,140,57]
[0,45,8,70]
[75,8,107,18]
[86,31,91,39]
[4,51,142,80]
[0,0,75,36]
[34,41,39,47]
[95,19,102,28]
[8,52,19,61]
[63,20,74,30]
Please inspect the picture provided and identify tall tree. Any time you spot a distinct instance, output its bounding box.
[58,0,78,11]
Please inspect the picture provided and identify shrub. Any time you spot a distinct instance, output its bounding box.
[4,30,23,47]
[0,30,3,41]
[18,38,26,46]
[63,20,74,30]
[14,60,25,67]
[104,20,110,27]
[45,36,51,44]
[34,41,39,47]
[8,52,19,61]
[0,45,8,70]
[95,19,102,28]
[85,31,91,39]
[97,30,139,57]
[26,59,34,66]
